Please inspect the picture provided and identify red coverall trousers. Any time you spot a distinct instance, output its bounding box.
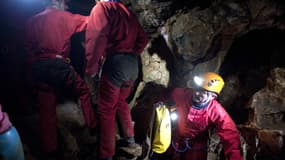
[32,58,95,153]
[97,53,138,158]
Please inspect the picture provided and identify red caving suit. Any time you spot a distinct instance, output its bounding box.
[25,7,96,153]
[85,1,148,158]
[170,88,243,160]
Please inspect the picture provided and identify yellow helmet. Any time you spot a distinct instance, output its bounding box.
[193,72,224,94]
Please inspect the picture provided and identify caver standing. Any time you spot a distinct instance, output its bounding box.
[25,0,96,158]
[85,0,149,159]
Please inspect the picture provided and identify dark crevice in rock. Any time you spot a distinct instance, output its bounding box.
[172,0,212,11]
[220,28,285,124]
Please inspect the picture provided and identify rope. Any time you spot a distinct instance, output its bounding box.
[171,138,191,153]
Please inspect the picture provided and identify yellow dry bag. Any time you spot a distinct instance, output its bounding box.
[150,102,172,153]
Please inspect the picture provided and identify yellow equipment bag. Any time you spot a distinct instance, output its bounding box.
[150,102,172,154]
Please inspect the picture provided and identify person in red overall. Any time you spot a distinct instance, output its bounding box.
[25,0,96,158]
[0,104,25,160]
[168,72,243,160]
[85,0,148,159]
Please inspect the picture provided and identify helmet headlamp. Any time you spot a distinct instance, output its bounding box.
[193,72,224,95]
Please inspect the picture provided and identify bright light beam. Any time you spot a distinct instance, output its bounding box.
[194,76,203,86]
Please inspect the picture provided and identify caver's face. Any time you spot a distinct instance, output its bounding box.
[192,88,211,105]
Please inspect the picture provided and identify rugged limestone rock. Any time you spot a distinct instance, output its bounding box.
[248,68,285,131]
[2,0,285,159]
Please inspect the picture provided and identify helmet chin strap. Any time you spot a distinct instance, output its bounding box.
[192,99,210,109]
[192,94,212,109]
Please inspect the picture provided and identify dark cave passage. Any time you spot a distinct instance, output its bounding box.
[220,28,285,124]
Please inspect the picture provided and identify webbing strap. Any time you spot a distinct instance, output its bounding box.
[171,138,208,153]
[171,138,191,153]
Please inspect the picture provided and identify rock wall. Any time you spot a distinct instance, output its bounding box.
[1,0,285,159]
[130,0,285,160]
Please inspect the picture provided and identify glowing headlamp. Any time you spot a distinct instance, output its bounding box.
[193,76,204,86]
[170,111,178,121]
